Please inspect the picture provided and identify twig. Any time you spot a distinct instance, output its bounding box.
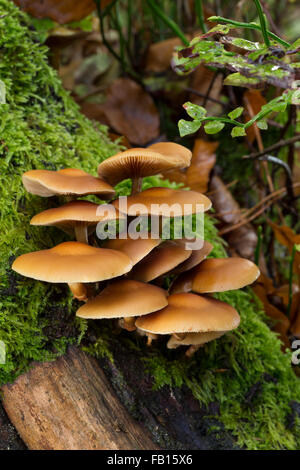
[254,225,263,266]
[242,135,300,159]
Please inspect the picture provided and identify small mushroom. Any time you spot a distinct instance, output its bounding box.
[170,240,213,276]
[12,241,132,301]
[170,256,260,294]
[103,234,161,265]
[113,187,211,216]
[76,279,168,332]
[22,168,115,198]
[167,331,226,357]
[97,143,192,194]
[130,240,192,282]
[192,257,260,293]
[135,292,240,356]
[30,200,124,244]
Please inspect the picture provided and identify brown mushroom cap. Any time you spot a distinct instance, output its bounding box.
[22,168,115,198]
[103,234,161,265]
[76,279,168,319]
[170,240,213,275]
[169,268,195,294]
[130,240,192,282]
[30,201,124,231]
[113,187,211,216]
[97,143,192,185]
[192,257,260,293]
[135,293,240,334]
[12,241,132,283]
[167,331,225,349]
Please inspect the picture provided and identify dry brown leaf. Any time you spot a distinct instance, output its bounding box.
[189,65,223,116]
[186,139,217,192]
[161,139,216,193]
[269,222,300,280]
[209,175,258,260]
[89,78,160,146]
[14,0,112,24]
[271,284,300,323]
[145,37,183,73]
[291,311,300,337]
[253,276,290,349]
[243,89,266,144]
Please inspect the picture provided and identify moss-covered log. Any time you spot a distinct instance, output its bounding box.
[0,0,300,451]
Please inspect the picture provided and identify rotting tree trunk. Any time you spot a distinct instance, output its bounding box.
[1,347,158,450]
[1,345,238,451]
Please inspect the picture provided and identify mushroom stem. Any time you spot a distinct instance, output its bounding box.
[74,223,88,244]
[120,316,136,331]
[131,177,143,195]
[68,283,88,302]
[185,344,201,358]
[146,333,158,346]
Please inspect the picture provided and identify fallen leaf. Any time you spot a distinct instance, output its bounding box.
[243,89,266,144]
[14,0,112,24]
[186,139,217,192]
[84,78,160,146]
[209,175,259,261]
[269,222,300,280]
[291,311,300,337]
[270,284,300,323]
[161,139,217,193]
[188,64,223,115]
[145,37,183,73]
[253,277,290,349]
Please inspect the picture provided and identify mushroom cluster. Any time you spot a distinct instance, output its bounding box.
[12,142,260,356]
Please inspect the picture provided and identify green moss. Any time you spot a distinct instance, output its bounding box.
[0,0,299,451]
[0,0,119,384]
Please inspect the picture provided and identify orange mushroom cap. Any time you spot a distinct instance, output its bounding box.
[22,168,115,198]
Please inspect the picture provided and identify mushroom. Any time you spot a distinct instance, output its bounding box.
[76,279,168,332]
[130,240,192,282]
[30,200,124,244]
[135,293,240,356]
[22,168,115,198]
[97,143,192,194]
[12,241,132,302]
[170,240,213,275]
[103,234,161,265]
[170,256,260,294]
[113,186,212,217]
[191,257,260,293]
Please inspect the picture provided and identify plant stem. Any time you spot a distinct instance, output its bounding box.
[287,244,297,319]
[208,16,290,47]
[146,0,189,46]
[195,0,207,33]
[253,0,270,46]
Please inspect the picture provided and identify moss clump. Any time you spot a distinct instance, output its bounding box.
[0,0,120,384]
[0,0,299,451]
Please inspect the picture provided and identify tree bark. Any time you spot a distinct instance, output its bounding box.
[1,347,158,450]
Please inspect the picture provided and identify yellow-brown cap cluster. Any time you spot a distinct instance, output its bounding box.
[12,142,259,357]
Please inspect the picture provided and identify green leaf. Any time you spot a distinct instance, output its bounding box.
[224,73,260,87]
[231,126,246,138]
[0,340,6,364]
[183,102,207,119]
[0,80,6,104]
[228,107,244,120]
[204,121,225,134]
[178,119,202,137]
[272,101,287,113]
[257,119,268,130]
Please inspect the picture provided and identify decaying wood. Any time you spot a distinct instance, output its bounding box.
[1,346,158,450]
